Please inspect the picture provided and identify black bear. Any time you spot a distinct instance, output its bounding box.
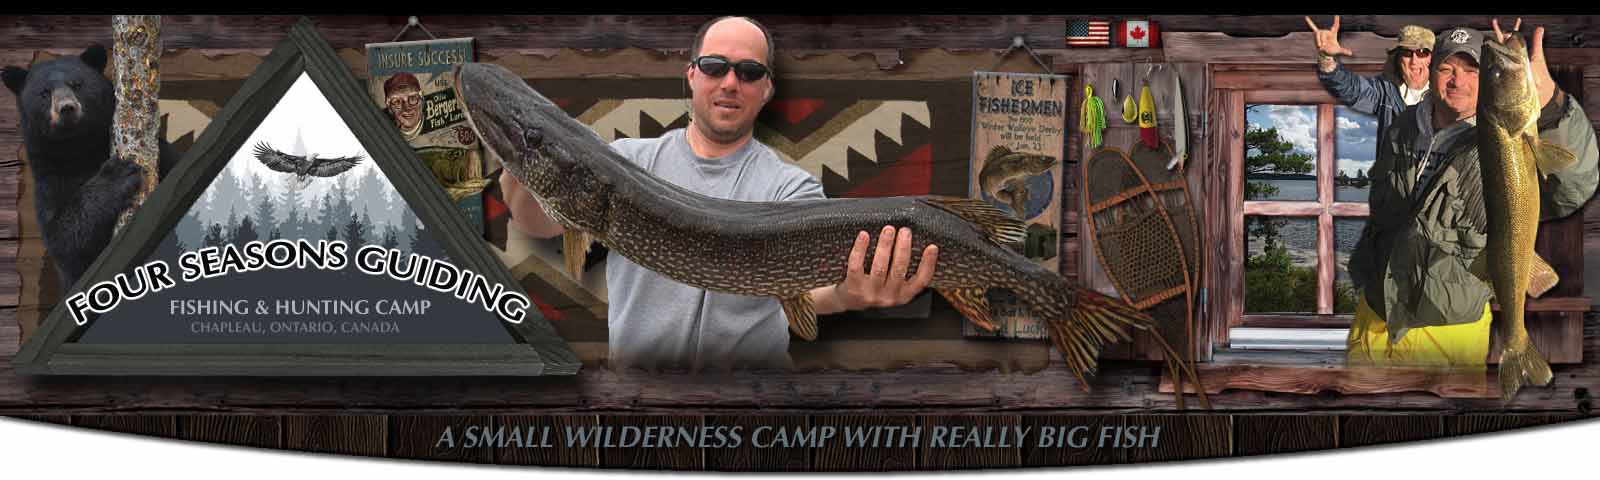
[3,46,180,292]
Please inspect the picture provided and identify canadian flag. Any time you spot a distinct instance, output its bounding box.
[1117,20,1161,48]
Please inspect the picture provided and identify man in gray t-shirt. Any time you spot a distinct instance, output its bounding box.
[498,16,939,370]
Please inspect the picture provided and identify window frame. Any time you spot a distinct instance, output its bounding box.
[1236,101,1370,329]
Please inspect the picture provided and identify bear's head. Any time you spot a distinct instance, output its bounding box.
[2,46,113,145]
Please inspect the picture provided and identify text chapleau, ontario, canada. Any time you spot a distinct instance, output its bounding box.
[62,239,531,326]
[435,424,1162,450]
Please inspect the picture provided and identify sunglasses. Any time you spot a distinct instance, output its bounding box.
[1397,48,1433,58]
[692,55,772,82]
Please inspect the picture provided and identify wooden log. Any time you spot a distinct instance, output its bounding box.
[177,414,281,449]
[1339,415,1443,448]
[111,16,162,232]
[282,415,387,457]
[1165,32,1396,64]
[918,414,1020,470]
[704,415,810,471]
[1233,415,1337,456]
[5,414,71,426]
[811,415,918,471]
[492,415,600,467]
[388,415,495,463]
[598,414,703,469]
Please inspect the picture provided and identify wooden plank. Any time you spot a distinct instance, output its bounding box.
[389,415,495,464]
[598,415,703,469]
[1165,32,1396,64]
[283,415,387,457]
[791,339,1051,373]
[1239,315,1352,329]
[1040,48,1165,64]
[1165,365,1500,398]
[1,16,1074,51]
[1123,415,1231,463]
[1224,91,1247,335]
[1489,311,1585,364]
[177,414,281,449]
[1233,415,1337,456]
[1489,298,1593,312]
[704,415,809,471]
[812,415,917,471]
[918,414,1019,470]
[1020,415,1124,466]
[1243,90,1339,105]
[1317,104,1335,315]
[1339,415,1443,448]
[493,415,600,467]
[0,316,16,358]
[1446,415,1554,436]
[6,414,71,426]
[75,414,178,437]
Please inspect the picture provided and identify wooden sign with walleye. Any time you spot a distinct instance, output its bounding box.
[1083,143,1202,376]
[454,63,1206,405]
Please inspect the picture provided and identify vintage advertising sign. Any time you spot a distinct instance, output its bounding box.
[366,38,488,234]
[966,72,1069,339]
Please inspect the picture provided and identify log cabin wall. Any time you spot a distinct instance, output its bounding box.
[1,16,1599,419]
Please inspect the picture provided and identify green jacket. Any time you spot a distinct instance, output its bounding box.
[1347,89,1599,342]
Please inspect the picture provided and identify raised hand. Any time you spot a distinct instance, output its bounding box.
[1495,18,1556,108]
[1305,15,1355,57]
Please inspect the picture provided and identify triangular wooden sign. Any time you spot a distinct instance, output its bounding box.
[12,18,579,376]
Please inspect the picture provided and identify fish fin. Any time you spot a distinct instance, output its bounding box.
[1498,339,1554,402]
[920,196,1028,246]
[1528,252,1561,298]
[562,230,592,280]
[1469,253,1560,298]
[1009,183,1032,220]
[780,293,819,341]
[986,145,1013,162]
[1045,285,1156,392]
[1533,137,1578,175]
[1044,288,1210,407]
[937,288,996,331]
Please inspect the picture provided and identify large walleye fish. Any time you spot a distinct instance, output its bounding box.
[454,63,1205,406]
[977,146,1058,220]
[1478,33,1576,400]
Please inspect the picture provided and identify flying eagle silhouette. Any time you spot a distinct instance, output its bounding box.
[251,141,365,188]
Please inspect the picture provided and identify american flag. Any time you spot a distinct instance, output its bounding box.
[1066,20,1112,47]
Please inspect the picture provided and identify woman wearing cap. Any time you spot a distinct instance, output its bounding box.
[1308,16,1433,145]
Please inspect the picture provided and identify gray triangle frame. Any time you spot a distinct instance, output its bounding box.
[11,18,579,376]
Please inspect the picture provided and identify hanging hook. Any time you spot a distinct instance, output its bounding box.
[391,16,438,43]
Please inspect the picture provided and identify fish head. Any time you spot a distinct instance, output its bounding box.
[1478,34,1539,133]
[1020,152,1059,174]
[455,63,611,225]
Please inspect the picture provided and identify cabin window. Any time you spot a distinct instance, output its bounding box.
[1230,101,1376,349]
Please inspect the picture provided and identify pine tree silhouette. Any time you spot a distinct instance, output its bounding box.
[382,225,400,250]
[324,225,340,242]
[235,216,260,246]
[203,223,227,248]
[342,212,365,247]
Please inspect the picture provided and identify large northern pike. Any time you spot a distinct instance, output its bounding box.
[454,63,1205,406]
[1478,33,1575,400]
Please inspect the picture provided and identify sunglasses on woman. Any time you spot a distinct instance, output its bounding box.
[1397,48,1432,58]
[692,55,772,82]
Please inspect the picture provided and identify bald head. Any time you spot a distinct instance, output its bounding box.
[691,16,775,67]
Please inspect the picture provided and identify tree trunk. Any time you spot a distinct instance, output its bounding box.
[112,15,161,233]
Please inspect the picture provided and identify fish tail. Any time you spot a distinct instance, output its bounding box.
[1498,337,1554,401]
[1045,285,1210,408]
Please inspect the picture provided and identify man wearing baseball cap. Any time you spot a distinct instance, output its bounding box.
[1344,22,1599,367]
[1307,17,1434,146]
